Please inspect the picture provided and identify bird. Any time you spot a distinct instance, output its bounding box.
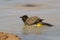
[20,15,53,27]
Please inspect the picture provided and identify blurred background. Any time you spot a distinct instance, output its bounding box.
[0,0,60,40]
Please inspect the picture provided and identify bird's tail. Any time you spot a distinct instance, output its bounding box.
[42,22,53,27]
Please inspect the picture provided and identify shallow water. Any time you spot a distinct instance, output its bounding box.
[0,0,60,40]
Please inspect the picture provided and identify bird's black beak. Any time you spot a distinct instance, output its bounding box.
[20,16,22,18]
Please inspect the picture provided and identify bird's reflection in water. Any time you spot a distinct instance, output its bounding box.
[23,25,50,35]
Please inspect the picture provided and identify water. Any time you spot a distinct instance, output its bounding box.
[0,0,60,40]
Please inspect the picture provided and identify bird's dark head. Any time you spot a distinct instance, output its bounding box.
[20,15,28,23]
